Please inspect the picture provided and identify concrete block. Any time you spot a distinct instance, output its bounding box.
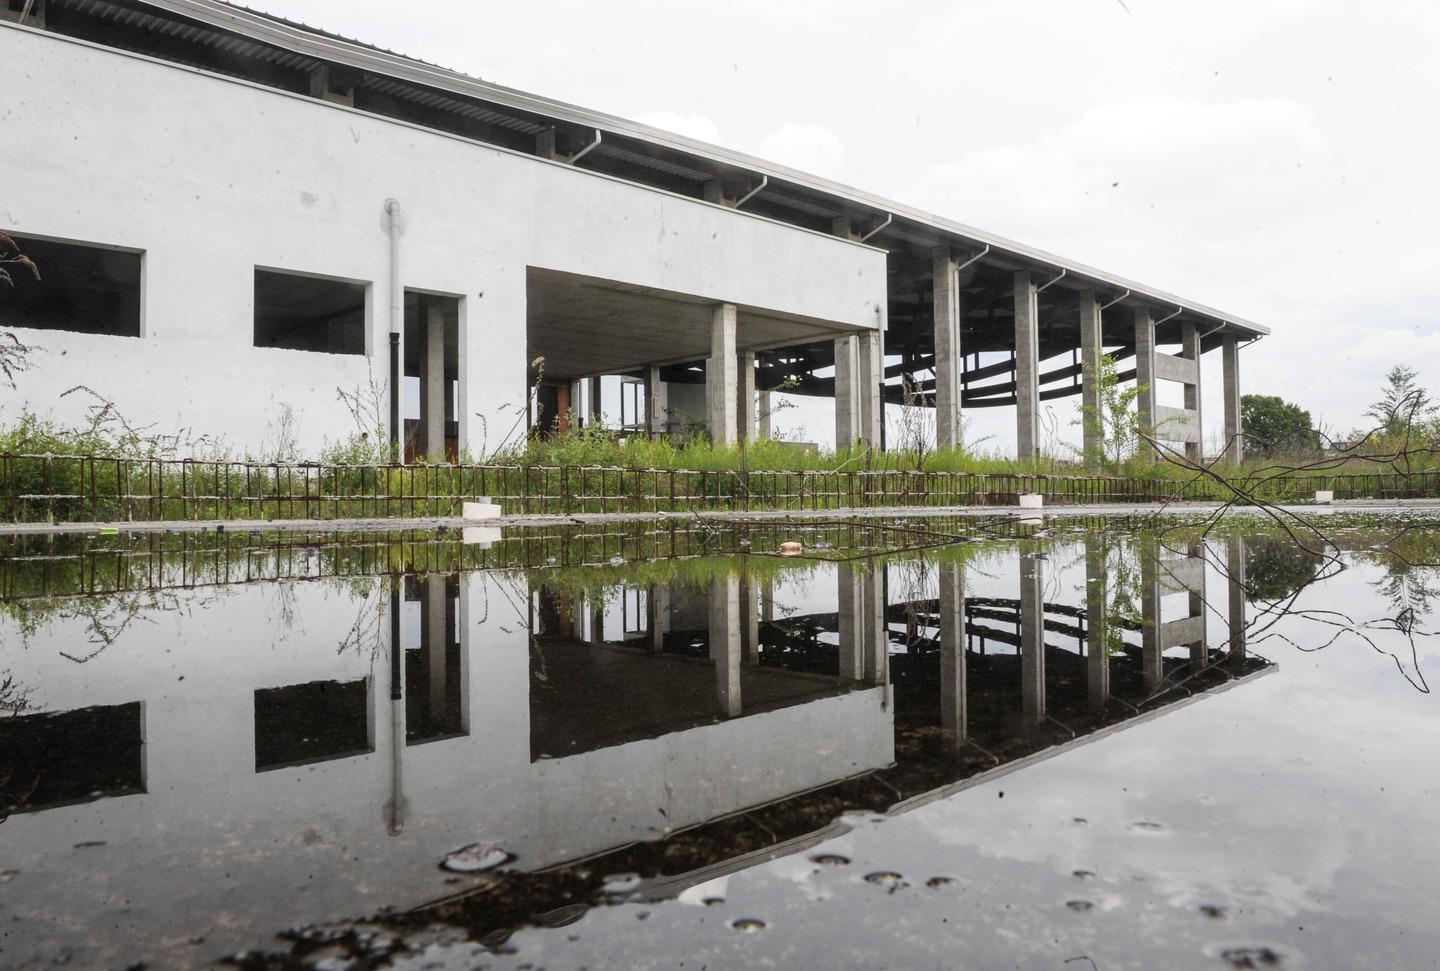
[462,526,502,547]
[1315,490,1334,505]
[462,499,502,520]
[1018,493,1044,509]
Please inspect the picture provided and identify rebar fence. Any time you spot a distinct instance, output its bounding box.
[3,452,1438,524]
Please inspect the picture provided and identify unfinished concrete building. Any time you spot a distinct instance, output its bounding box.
[0,0,1265,460]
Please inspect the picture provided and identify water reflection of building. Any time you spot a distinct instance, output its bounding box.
[0,534,1267,968]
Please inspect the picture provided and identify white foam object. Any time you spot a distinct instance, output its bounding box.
[1315,490,1334,505]
[1018,493,1044,509]
[462,526,502,547]
[462,500,502,520]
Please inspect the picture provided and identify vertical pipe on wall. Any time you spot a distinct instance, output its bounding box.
[385,199,403,456]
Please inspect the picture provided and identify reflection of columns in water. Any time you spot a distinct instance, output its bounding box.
[1188,541,1208,671]
[938,563,966,749]
[740,570,760,664]
[1085,533,1110,709]
[709,574,742,717]
[1139,538,1163,692]
[1019,542,1046,724]
[423,574,448,718]
[762,578,775,624]
[837,563,864,681]
[386,575,405,836]
[589,596,604,645]
[646,583,669,653]
[1227,535,1247,662]
[863,562,886,685]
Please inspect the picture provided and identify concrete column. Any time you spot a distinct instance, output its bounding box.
[858,330,883,450]
[707,303,738,446]
[938,563,967,749]
[737,350,756,444]
[646,365,667,438]
[1182,322,1203,463]
[589,598,605,645]
[589,376,603,426]
[1078,290,1104,464]
[1222,335,1243,463]
[1014,270,1041,460]
[862,563,886,685]
[1187,540,1208,671]
[1085,533,1109,710]
[423,573,448,719]
[757,390,772,439]
[1227,535,1247,662]
[740,571,760,664]
[1019,541,1045,724]
[647,582,669,653]
[421,297,446,459]
[834,334,859,449]
[1134,306,1156,455]
[762,577,775,623]
[932,247,962,449]
[837,563,864,681]
[710,573,742,717]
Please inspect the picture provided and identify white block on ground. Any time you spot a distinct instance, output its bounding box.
[462,500,502,520]
[1018,493,1044,509]
[1315,490,1334,505]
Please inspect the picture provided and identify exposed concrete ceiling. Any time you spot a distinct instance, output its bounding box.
[526,268,855,380]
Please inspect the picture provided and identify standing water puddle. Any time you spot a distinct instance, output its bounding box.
[1,512,1437,969]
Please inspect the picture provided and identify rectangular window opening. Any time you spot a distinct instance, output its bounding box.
[254,678,372,771]
[254,268,367,355]
[0,233,141,337]
[0,702,145,814]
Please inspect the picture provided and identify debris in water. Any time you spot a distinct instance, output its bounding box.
[1200,904,1231,919]
[1066,899,1094,912]
[1218,945,1285,968]
[442,843,510,873]
[601,873,641,895]
[925,876,955,889]
[863,871,906,889]
[810,853,851,866]
[731,917,766,933]
[779,541,803,555]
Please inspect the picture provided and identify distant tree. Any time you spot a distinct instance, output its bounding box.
[1364,365,1437,439]
[0,232,40,388]
[1241,394,1314,456]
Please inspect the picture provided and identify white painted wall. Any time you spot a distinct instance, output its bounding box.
[0,25,885,457]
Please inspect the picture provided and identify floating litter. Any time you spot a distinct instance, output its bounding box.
[442,843,510,873]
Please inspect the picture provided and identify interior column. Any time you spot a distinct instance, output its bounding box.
[707,303,738,446]
[1014,270,1040,460]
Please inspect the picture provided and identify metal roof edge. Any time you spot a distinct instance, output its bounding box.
[115,0,1270,337]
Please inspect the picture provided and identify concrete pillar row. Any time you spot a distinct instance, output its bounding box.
[736,350,756,444]
[1133,306,1157,456]
[1078,290,1104,462]
[1181,322,1203,463]
[932,247,962,450]
[858,330,884,450]
[1014,270,1041,460]
[1222,335,1243,463]
[834,333,859,450]
[707,303,738,446]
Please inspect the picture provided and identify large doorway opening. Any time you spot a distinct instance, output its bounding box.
[403,291,461,462]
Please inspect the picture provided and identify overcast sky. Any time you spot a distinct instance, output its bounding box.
[268,0,1439,453]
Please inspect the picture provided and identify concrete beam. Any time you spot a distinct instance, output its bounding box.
[707,303,738,446]
[1134,306,1156,456]
[834,333,859,450]
[737,350,756,444]
[1014,270,1041,460]
[1153,351,1200,385]
[1181,321,1202,463]
[933,247,962,449]
[1222,335,1243,463]
[1079,290,1103,463]
[1154,405,1202,444]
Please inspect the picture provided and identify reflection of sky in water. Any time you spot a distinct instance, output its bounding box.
[2,515,1438,970]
